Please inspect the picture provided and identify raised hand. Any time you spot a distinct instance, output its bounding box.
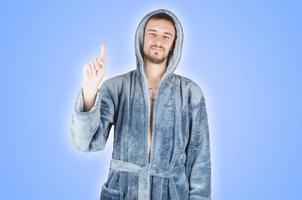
[82,44,106,111]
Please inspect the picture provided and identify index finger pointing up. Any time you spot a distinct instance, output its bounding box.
[99,44,106,60]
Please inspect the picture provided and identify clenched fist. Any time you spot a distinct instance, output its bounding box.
[82,44,106,111]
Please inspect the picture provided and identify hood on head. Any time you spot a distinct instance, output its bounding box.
[135,9,184,80]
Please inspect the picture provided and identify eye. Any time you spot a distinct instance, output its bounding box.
[149,33,156,37]
[163,36,170,39]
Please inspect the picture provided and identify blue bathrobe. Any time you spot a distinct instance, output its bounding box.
[71,9,211,200]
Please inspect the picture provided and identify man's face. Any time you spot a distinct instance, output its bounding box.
[143,18,176,64]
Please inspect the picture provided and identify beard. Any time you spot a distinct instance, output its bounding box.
[143,47,169,64]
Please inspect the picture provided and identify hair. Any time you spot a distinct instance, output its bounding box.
[146,13,176,29]
[143,12,177,65]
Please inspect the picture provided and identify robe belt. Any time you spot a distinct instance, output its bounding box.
[110,159,185,200]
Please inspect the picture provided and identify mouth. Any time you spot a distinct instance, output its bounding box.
[151,46,164,51]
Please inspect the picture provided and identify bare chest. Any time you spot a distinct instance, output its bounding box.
[148,81,159,159]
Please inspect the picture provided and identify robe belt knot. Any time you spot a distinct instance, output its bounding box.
[110,159,185,200]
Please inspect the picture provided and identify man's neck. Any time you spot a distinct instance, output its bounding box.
[143,59,167,82]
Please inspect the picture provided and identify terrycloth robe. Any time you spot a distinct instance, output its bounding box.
[71,8,212,200]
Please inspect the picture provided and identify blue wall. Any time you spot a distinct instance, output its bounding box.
[1,0,301,199]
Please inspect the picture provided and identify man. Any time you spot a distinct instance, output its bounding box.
[71,9,211,200]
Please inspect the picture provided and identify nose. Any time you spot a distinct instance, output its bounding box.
[153,36,164,46]
[155,40,162,46]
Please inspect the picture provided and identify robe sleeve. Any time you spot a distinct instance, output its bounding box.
[70,83,115,152]
[186,85,212,200]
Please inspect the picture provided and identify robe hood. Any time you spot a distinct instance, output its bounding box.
[134,9,184,82]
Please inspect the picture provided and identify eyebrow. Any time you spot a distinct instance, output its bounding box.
[147,29,174,36]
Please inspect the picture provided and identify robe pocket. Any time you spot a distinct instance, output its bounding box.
[169,172,189,200]
[100,184,124,200]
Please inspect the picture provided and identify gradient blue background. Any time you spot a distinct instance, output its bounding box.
[1,0,301,199]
